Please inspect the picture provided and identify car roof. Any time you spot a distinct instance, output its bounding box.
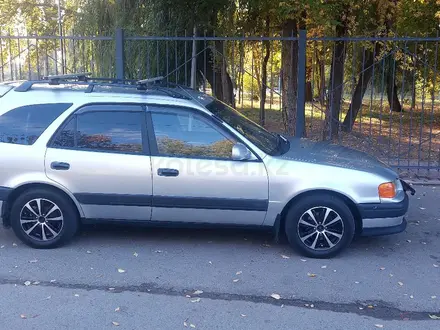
[0,79,217,115]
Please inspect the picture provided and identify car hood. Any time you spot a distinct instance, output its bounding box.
[277,137,397,179]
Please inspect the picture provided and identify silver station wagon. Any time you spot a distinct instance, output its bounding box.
[0,74,415,258]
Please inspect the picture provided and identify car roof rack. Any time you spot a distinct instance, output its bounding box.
[14,73,191,99]
[42,72,92,83]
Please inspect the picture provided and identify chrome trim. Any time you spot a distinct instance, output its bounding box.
[362,215,405,228]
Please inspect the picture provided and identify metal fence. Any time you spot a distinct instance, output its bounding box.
[1,30,440,178]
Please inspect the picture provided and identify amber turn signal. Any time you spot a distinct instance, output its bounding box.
[378,182,396,199]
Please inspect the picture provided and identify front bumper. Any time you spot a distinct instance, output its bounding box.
[359,193,409,237]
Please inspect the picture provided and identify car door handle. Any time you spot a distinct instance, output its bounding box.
[51,161,70,171]
[157,168,179,177]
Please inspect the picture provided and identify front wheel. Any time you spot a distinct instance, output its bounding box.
[10,188,79,249]
[284,194,355,258]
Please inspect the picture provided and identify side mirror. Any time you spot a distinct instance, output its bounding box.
[232,142,252,161]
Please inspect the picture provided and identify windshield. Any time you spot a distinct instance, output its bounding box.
[205,99,280,155]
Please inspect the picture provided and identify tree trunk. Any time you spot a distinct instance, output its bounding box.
[342,43,379,132]
[198,41,235,107]
[386,62,402,112]
[281,19,298,135]
[323,22,347,139]
[318,55,325,106]
[259,17,271,126]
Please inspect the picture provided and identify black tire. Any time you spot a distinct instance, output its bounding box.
[284,194,355,258]
[10,188,79,249]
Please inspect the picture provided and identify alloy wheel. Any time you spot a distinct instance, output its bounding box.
[297,206,344,250]
[20,198,64,242]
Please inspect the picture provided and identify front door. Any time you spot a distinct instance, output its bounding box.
[45,104,153,221]
[147,105,269,225]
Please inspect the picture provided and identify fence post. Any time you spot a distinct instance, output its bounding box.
[115,28,125,80]
[296,29,307,138]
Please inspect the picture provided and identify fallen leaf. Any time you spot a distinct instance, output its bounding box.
[24,281,31,286]
[193,290,203,295]
[321,265,327,269]
[398,281,404,286]
[190,324,196,328]
[133,252,138,257]
[375,324,384,328]
[429,314,440,320]
[233,279,240,283]
[29,259,38,263]
[281,255,290,259]
[307,273,317,278]
[270,293,281,300]
[20,314,26,319]
[190,298,201,303]
[379,267,385,271]
[115,307,120,312]
[117,268,126,273]
[236,271,242,275]
[86,251,92,254]
[112,321,120,326]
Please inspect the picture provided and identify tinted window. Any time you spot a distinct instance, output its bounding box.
[0,103,72,145]
[52,111,143,154]
[205,99,279,155]
[52,117,75,148]
[151,110,236,159]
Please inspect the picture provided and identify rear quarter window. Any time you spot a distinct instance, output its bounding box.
[0,103,73,145]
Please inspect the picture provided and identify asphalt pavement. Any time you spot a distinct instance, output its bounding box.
[0,185,439,330]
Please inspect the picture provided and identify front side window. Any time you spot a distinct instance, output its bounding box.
[0,103,72,145]
[151,108,236,159]
[204,99,280,155]
[52,111,143,154]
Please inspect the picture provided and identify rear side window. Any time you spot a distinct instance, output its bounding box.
[0,103,72,145]
[52,111,143,154]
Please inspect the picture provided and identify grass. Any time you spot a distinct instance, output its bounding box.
[235,97,440,168]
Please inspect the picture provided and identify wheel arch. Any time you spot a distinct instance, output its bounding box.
[278,189,362,238]
[2,182,83,227]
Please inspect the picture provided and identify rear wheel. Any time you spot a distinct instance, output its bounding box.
[284,194,355,258]
[10,188,79,248]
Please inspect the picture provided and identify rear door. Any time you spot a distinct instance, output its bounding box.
[45,104,153,221]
